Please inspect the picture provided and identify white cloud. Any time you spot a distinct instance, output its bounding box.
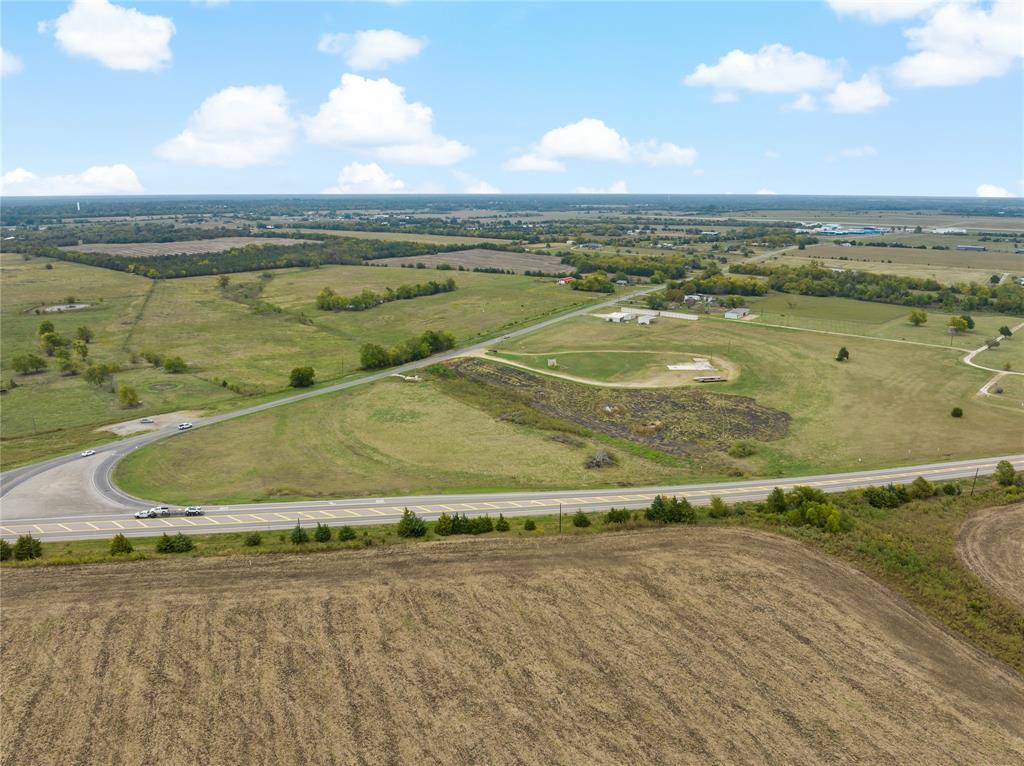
[1,48,23,76]
[783,93,818,112]
[506,118,696,172]
[452,171,500,194]
[575,180,628,194]
[304,74,471,166]
[155,85,296,168]
[317,29,426,70]
[323,162,406,193]
[47,0,175,71]
[976,183,1014,198]
[684,44,842,99]
[839,145,878,158]
[827,0,946,24]
[755,188,777,195]
[0,164,143,195]
[827,73,892,112]
[892,0,1023,87]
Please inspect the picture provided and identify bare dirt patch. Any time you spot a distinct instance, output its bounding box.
[445,358,787,456]
[379,247,572,274]
[2,527,1023,765]
[957,502,1024,610]
[59,237,312,257]
[39,303,90,313]
[97,409,204,437]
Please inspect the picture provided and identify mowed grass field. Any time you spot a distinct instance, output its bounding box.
[4,528,1023,765]
[290,227,506,245]
[745,293,1021,350]
[59,237,312,257]
[114,375,680,504]
[1,255,605,467]
[497,314,1023,475]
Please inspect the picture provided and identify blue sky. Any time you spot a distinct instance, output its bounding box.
[1,0,1021,196]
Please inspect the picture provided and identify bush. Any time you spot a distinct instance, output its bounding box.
[941,482,962,496]
[163,356,188,374]
[289,366,316,388]
[109,533,133,555]
[572,510,591,528]
[290,524,310,545]
[494,513,510,532]
[727,440,757,458]
[835,346,849,362]
[0,539,11,561]
[13,534,42,560]
[765,486,787,514]
[995,460,1018,486]
[908,476,934,499]
[523,518,537,531]
[585,449,617,469]
[434,512,454,536]
[397,508,427,538]
[156,532,194,553]
[605,508,632,524]
[863,483,910,509]
[468,515,494,535]
[243,531,262,547]
[950,407,963,418]
[645,494,695,524]
[707,497,730,518]
[338,525,357,542]
[313,522,332,542]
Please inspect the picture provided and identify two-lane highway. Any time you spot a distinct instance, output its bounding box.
[3,455,1020,542]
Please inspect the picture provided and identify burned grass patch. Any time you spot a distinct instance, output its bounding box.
[442,358,790,457]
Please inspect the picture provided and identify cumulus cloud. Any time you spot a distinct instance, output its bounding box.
[976,183,1014,198]
[452,171,500,194]
[827,0,946,23]
[0,164,144,195]
[755,188,777,195]
[304,74,471,166]
[891,0,1023,87]
[322,162,406,193]
[783,93,818,112]
[46,0,175,71]
[506,118,696,172]
[317,29,426,69]
[684,44,841,99]
[1,48,23,76]
[575,180,628,194]
[827,73,892,112]
[156,85,296,168]
[839,145,878,158]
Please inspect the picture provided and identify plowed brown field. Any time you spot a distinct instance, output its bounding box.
[3,528,1023,765]
[958,502,1024,610]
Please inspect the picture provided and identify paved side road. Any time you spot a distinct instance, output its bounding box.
[3,454,1020,542]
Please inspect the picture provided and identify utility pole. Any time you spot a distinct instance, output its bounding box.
[970,467,979,496]
[558,503,562,534]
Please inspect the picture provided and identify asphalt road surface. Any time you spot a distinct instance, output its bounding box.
[3,455,1021,542]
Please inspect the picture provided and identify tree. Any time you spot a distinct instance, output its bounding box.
[84,363,117,387]
[494,513,510,532]
[290,523,309,544]
[835,346,849,362]
[994,460,1017,486]
[76,326,94,343]
[999,325,1013,337]
[163,356,187,374]
[605,508,631,524]
[946,316,969,335]
[244,531,262,546]
[572,509,591,527]
[37,320,55,336]
[765,486,787,514]
[313,522,332,542]
[59,357,82,377]
[397,508,427,538]
[141,351,163,367]
[990,274,1001,284]
[908,310,927,327]
[72,339,89,360]
[40,331,69,357]
[109,534,134,555]
[13,534,42,560]
[523,518,536,531]
[289,366,315,388]
[11,353,47,375]
[216,274,231,289]
[950,407,963,418]
[434,512,454,536]
[0,539,11,561]
[708,497,730,518]
[909,476,934,499]
[338,525,357,542]
[959,314,975,330]
[360,343,392,370]
[117,385,140,408]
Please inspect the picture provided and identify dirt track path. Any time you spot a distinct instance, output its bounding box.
[958,502,1024,609]
[4,527,1024,765]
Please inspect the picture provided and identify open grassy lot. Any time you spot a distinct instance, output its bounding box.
[3,520,1023,765]
[2,256,604,467]
[291,227,505,245]
[745,292,1021,349]
[59,237,312,257]
[378,247,572,274]
[774,251,1003,285]
[114,375,681,504]
[496,314,1023,475]
[782,242,1024,278]
[490,348,734,385]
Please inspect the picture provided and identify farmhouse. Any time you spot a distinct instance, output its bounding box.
[684,293,715,305]
[605,311,636,323]
[724,308,751,320]
[557,277,576,285]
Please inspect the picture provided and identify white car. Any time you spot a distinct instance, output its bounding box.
[80,449,96,457]
[184,506,204,516]
[134,508,157,519]
[140,417,154,424]
[177,422,193,431]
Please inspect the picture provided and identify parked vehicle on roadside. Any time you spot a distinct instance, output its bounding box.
[80,449,96,457]
[184,506,204,516]
[177,422,193,431]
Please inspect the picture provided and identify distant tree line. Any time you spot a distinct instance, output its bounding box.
[316,277,455,312]
[730,262,1024,314]
[360,329,456,369]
